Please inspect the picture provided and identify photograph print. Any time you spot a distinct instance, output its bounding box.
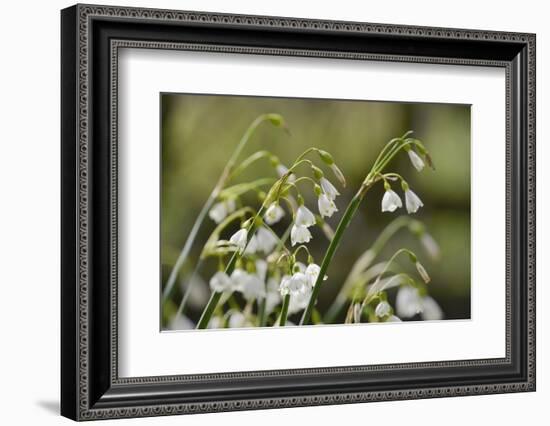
[160,94,471,331]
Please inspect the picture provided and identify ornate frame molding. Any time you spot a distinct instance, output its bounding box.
[61,4,535,421]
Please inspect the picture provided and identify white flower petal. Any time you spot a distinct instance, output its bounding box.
[243,234,258,255]
[230,268,249,293]
[255,227,278,254]
[208,202,227,223]
[318,193,338,218]
[408,150,425,172]
[290,224,312,246]
[276,164,296,182]
[209,271,232,292]
[320,177,340,200]
[264,202,285,225]
[421,296,444,321]
[229,228,248,253]
[381,189,403,212]
[396,286,423,318]
[295,205,316,227]
[405,189,424,214]
[374,301,392,318]
[386,315,402,322]
[305,263,327,287]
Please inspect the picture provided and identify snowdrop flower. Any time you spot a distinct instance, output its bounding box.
[305,263,327,287]
[386,315,402,322]
[395,287,442,320]
[207,316,223,329]
[230,268,265,300]
[320,177,339,200]
[264,202,285,225]
[229,228,248,253]
[230,268,249,292]
[329,164,346,187]
[404,188,424,214]
[240,274,266,300]
[209,271,232,292]
[208,199,236,223]
[288,288,312,314]
[255,227,278,254]
[396,286,423,318]
[294,262,307,273]
[407,149,425,172]
[295,205,316,227]
[243,234,258,255]
[375,301,392,318]
[276,164,296,182]
[228,311,248,328]
[318,193,338,218]
[291,224,312,246]
[279,272,313,314]
[420,296,444,321]
[381,188,403,212]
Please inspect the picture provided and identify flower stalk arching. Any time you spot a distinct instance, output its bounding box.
[163,114,288,302]
[300,132,429,326]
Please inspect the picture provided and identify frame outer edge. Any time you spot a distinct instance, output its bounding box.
[66,4,536,420]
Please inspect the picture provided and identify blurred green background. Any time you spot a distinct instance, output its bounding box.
[161,93,471,329]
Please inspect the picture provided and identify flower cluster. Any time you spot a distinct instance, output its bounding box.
[173,116,443,330]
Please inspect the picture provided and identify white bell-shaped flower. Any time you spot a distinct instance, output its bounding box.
[228,311,247,328]
[318,193,338,218]
[295,205,316,227]
[208,202,227,224]
[209,271,232,292]
[255,226,278,254]
[229,228,248,253]
[279,272,313,314]
[396,286,423,318]
[407,150,425,172]
[404,189,424,214]
[320,177,340,200]
[264,202,285,225]
[304,263,327,287]
[240,274,266,301]
[375,301,392,318]
[381,189,403,212]
[208,199,236,223]
[276,164,296,182]
[420,296,444,321]
[230,268,250,293]
[243,234,258,255]
[290,224,312,246]
[386,315,402,322]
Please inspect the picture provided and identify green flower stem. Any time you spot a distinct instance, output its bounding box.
[323,216,412,323]
[163,114,284,302]
[258,297,267,326]
[279,294,291,326]
[196,205,268,329]
[228,150,272,180]
[300,180,374,325]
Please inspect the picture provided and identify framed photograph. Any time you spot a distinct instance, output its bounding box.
[61,4,536,421]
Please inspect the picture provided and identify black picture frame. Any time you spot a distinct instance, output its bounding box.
[61,4,536,421]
